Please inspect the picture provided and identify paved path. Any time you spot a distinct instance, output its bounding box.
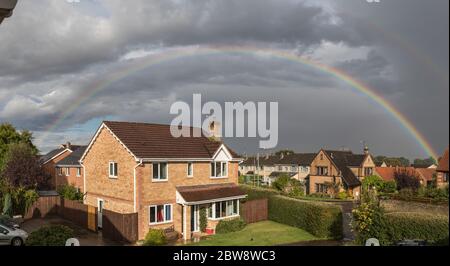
[337,202,356,241]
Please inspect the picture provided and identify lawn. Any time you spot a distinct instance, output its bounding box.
[188,221,320,246]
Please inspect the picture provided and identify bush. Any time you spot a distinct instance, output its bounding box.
[381,180,397,193]
[398,188,415,200]
[215,219,246,234]
[240,185,281,201]
[57,184,83,201]
[418,186,449,200]
[336,191,349,200]
[199,207,207,233]
[309,192,331,199]
[395,170,421,191]
[143,229,167,246]
[268,196,342,239]
[362,175,384,191]
[385,212,448,245]
[26,225,74,246]
[352,202,389,245]
[271,175,291,191]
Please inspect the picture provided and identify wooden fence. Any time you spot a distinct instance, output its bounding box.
[57,198,97,231]
[241,198,268,224]
[102,209,138,243]
[24,195,60,220]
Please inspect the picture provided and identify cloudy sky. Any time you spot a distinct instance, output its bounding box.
[0,0,448,159]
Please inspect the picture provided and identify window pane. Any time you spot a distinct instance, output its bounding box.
[211,163,215,177]
[157,205,164,222]
[221,201,226,217]
[150,206,156,223]
[109,163,113,175]
[233,200,238,214]
[215,202,221,218]
[153,163,159,179]
[222,162,227,176]
[216,162,222,177]
[160,163,167,179]
[114,163,118,176]
[227,201,233,216]
[187,163,192,176]
[208,204,213,218]
[165,205,171,221]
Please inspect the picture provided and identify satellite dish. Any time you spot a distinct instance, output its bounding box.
[66,238,80,246]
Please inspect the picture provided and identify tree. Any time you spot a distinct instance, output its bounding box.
[394,169,421,191]
[413,157,437,167]
[0,123,38,170]
[1,143,49,190]
[374,156,410,167]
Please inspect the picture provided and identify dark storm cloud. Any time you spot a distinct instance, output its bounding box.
[0,0,448,158]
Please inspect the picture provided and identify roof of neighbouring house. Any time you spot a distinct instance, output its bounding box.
[240,154,281,166]
[176,183,246,203]
[269,172,297,178]
[94,121,239,160]
[40,144,84,164]
[321,150,367,187]
[275,153,316,166]
[375,167,417,181]
[437,148,449,172]
[415,168,436,182]
[56,146,87,167]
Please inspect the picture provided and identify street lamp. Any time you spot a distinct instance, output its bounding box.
[0,0,18,25]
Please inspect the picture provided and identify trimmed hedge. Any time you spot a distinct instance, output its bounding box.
[268,196,342,239]
[215,219,246,234]
[240,185,281,201]
[384,212,448,245]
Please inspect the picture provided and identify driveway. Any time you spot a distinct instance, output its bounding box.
[21,216,121,246]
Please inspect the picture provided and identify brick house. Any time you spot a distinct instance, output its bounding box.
[273,153,316,183]
[55,146,87,192]
[80,121,246,240]
[307,148,376,198]
[40,143,84,189]
[436,147,449,188]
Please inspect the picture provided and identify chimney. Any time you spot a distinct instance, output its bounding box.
[208,120,221,141]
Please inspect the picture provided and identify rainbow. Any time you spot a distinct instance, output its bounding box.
[40,45,438,159]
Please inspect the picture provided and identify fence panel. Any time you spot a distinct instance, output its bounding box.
[102,209,138,243]
[241,198,268,224]
[24,195,60,220]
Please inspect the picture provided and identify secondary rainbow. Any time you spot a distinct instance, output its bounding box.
[41,45,438,159]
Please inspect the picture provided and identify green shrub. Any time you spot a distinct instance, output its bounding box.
[418,186,449,200]
[268,196,342,239]
[57,184,84,201]
[362,175,384,191]
[271,175,291,191]
[352,202,389,245]
[336,191,349,200]
[309,192,331,199]
[143,229,167,246]
[381,180,397,193]
[26,225,74,246]
[215,219,246,234]
[199,207,207,233]
[398,188,415,200]
[385,212,448,245]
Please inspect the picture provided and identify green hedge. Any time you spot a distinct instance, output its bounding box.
[215,219,246,234]
[268,196,342,239]
[240,185,281,201]
[384,212,448,245]
[26,225,74,246]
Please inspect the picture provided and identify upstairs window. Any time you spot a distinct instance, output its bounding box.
[187,162,193,177]
[364,167,373,176]
[153,163,168,181]
[109,162,118,178]
[211,161,228,178]
[316,166,328,176]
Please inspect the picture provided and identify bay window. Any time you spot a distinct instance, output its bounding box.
[208,199,239,219]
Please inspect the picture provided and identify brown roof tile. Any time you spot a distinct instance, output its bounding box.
[437,148,449,172]
[176,183,246,203]
[103,121,239,159]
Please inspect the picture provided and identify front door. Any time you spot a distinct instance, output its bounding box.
[97,199,104,229]
[190,205,199,232]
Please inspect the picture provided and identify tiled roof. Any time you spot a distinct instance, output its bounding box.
[40,147,66,164]
[56,146,87,167]
[276,153,316,166]
[102,121,239,159]
[437,148,449,172]
[415,168,436,182]
[323,150,363,187]
[241,154,280,166]
[176,183,246,203]
[375,167,416,181]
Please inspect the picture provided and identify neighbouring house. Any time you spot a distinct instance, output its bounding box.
[411,163,437,169]
[239,154,280,184]
[273,153,316,183]
[375,166,434,187]
[307,147,376,198]
[436,148,449,188]
[55,146,87,192]
[80,121,246,240]
[40,142,84,189]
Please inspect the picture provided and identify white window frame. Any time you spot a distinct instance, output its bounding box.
[210,161,228,179]
[57,167,63,176]
[109,161,118,178]
[76,168,81,177]
[152,162,168,182]
[149,204,173,225]
[187,162,194,177]
[65,167,70,176]
[208,199,240,220]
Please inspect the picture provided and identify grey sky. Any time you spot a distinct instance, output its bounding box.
[0,0,448,159]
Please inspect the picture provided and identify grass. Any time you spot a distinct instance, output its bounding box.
[187,221,320,246]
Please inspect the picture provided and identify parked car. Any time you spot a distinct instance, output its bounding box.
[0,215,20,229]
[0,223,28,246]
